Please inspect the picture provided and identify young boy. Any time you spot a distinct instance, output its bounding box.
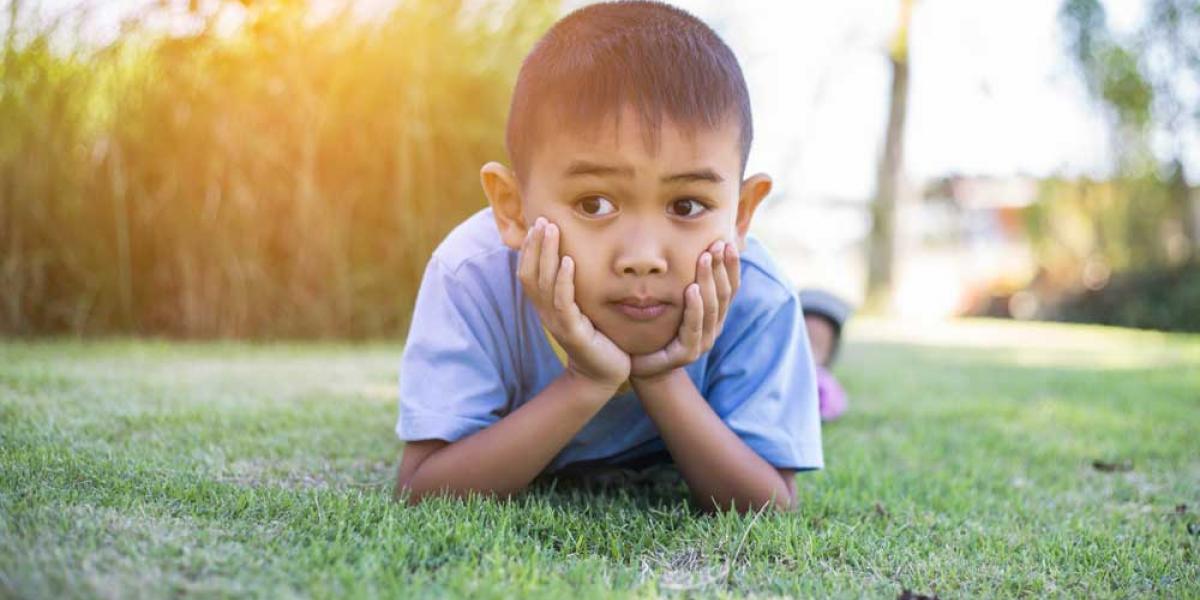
[394,1,823,513]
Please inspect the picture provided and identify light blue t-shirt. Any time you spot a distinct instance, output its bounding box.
[396,207,824,473]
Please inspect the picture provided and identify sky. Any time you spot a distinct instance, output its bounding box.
[15,0,1166,204]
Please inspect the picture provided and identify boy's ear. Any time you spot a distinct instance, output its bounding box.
[734,173,772,251]
[480,161,526,250]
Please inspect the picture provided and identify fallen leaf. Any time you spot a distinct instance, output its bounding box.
[898,589,940,600]
[1092,459,1133,473]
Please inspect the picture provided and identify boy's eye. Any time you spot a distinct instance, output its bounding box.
[669,198,708,218]
[577,195,616,217]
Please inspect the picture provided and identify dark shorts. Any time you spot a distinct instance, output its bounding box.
[532,448,683,491]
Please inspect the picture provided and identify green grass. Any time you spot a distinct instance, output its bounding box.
[2,318,1198,598]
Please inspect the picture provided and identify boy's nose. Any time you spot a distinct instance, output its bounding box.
[615,249,667,277]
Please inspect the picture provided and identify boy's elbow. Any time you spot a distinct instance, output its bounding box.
[392,471,457,507]
[767,469,799,512]
[392,471,422,506]
[393,462,441,506]
[393,439,451,505]
[392,472,516,507]
[774,494,799,513]
[748,495,798,514]
[392,478,456,507]
[694,492,797,515]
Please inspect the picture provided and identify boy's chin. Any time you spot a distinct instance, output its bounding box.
[601,322,679,356]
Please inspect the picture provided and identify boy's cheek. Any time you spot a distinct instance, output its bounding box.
[543,211,587,258]
[568,270,602,313]
[557,230,577,260]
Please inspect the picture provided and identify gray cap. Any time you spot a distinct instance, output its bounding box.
[797,288,853,332]
[798,288,854,365]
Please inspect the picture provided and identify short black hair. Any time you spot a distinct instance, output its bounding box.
[506,1,753,181]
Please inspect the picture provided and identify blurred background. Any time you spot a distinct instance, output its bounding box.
[2,0,1197,339]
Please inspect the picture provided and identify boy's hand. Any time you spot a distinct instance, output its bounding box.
[630,240,739,381]
[519,216,631,392]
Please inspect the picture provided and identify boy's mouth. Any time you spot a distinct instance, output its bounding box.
[610,296,671,321]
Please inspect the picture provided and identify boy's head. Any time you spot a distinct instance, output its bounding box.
[482,1,773,355]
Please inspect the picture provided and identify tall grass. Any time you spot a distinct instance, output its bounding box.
[1,0,556,338]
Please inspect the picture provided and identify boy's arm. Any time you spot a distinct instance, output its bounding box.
[395,371,618,504]
[628,240,802,514]
[632,369,796,514]
[396,217,631,504]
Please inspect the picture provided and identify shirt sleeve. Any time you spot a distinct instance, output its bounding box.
[396,255,508,443]
[703,291,824,471]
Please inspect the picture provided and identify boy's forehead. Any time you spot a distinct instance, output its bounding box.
[526,104,743,180]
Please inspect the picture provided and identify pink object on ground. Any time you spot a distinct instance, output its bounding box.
[816,366,848,421]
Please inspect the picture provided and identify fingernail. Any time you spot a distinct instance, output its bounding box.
[702,252,712,266]
[713,241,725,255]
[535,216,546,228]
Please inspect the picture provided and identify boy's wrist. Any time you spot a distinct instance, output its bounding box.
[630,367,687,393]
[562,368,624,403]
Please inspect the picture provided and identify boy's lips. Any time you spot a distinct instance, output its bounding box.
[610,296,671,321]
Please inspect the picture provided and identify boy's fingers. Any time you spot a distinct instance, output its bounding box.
[556,256,591,340]
[727,242,741,294]
[516,226,532,286]
[713,243,731,322]
[538,222,560,294]
[681,282,704,358]
[553,255,574,312]
[519,219,544,290]
[699,253,718,348]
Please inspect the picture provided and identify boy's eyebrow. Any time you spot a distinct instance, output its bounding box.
[564,160,724,184]
[565,160,635,178]
[661,168,723,184]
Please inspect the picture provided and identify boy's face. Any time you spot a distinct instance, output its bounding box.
[486,105,770,355]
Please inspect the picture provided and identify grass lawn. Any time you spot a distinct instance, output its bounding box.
[2,318,1198,598]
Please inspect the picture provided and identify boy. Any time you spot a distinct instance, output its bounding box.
[394,0,823,513]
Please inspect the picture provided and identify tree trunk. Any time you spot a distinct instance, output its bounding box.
[1168,159,1196,260]
[866,0,913,310]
